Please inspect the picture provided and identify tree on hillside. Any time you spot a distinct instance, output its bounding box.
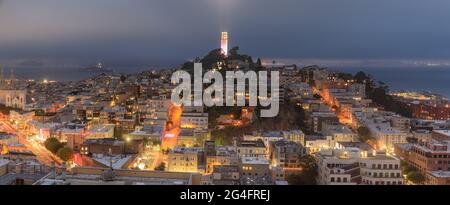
[44,138,63,154]
[407,171,425,184]
[57,147,74,162]
[155,163,166,171]
[357,126,374,142]
[287,155,318,185]
[202,48,226,70]
[354,71,369,84]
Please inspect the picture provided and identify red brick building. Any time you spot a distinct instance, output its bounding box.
[396,141,450,174]
[410,102,450,120]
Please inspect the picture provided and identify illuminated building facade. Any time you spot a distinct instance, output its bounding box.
[0,90,27,110]
[410,102,450,120]
[221,32,228,56]
[161,103,182,150]
[167,146,204,173]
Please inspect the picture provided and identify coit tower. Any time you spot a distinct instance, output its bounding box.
[221,32,228,56]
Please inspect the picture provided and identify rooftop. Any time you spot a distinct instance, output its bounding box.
[413,141,450,153]
[83,138,124,146]
[429,171,450,178]
[433,130,450,137]
[88,124,115,133]
[92,154,133,169]
[171,146,203,154]
[272,140,301,147]
[237,140,265,148]
[213,165,239,173]
[241,157,269,165]
[0,159,9,167]
[262,131,283,138]
[337,142,372,151]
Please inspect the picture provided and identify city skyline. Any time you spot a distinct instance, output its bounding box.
[1,0,450,190]
[2,0,450,68]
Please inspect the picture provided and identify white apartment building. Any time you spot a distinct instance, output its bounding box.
[181,112,209,129]
[321,122,358,143]
[316,148,403,185]
[369,124,408,152]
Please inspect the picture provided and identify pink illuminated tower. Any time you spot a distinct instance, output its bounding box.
[221,32,228,56]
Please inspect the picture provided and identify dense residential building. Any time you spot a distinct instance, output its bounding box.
[167,147,204,173]
[396,141,450,173]
[410,101,450,120]
[316,148,403,185]
[309,111,339,133]
[426,171,450,185]
[431,130,450,142]
[239,156,270,178]
[86,124,115,139]
[235,140,267,158]
[395,140,450,185]
[204,144,239,174]
[321,122,358,142]
[270,140,306,170]
[80,138,125,155]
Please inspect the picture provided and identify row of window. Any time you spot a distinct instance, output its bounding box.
[242,172,268,176]
[170,163,195,166]
[362,163,400,170]
[171,157,196,161]
[363,180,403,185]
[364,172,401,178]
[330,177,349,183]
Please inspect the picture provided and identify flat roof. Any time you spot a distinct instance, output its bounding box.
[171,146,203,154]
[433,130,450,137]
[213,165,239,173]
[429,171,450,178]
[237,140,265,148]
[241,157,269,165]
[337,142,372,151]
[0,159,9,167]
[83,138,124,146]
[88,124,115,133]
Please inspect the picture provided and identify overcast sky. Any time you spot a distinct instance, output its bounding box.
[1,0,450,68]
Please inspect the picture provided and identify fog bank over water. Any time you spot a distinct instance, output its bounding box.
[265,58,450,68]
[2,0,450,67]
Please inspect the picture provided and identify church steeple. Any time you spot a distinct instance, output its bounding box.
[8,68,16,89]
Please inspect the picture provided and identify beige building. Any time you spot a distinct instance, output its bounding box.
[359,151,403,185]
[322,122,358,142]
[167,147,204,173]
[236,140,267,158]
